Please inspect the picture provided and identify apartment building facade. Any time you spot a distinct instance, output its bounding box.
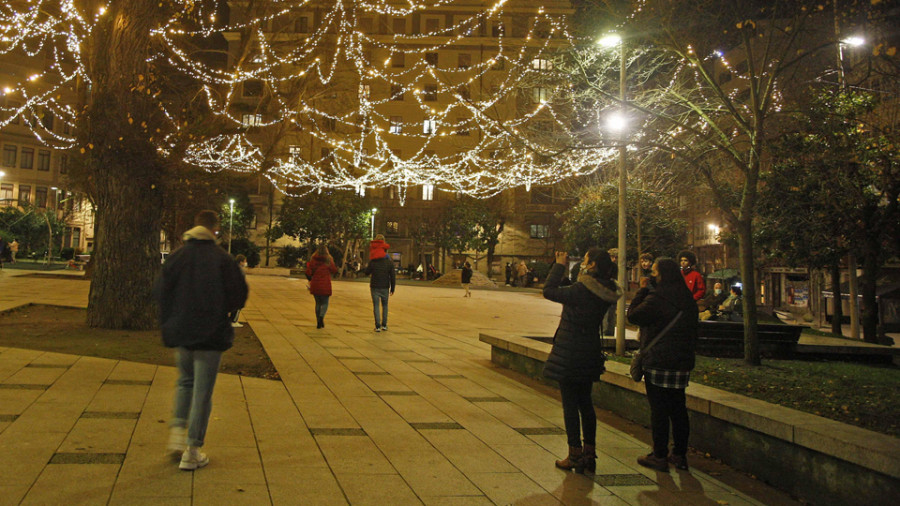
[0,54,94,257]
[225,0,575,276]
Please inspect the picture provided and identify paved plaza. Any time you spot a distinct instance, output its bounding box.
[0,270,799,505]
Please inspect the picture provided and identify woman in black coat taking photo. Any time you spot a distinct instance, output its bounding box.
[627,257,699,472]
[542,248,622,473]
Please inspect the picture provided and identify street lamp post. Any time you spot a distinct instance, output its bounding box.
[600,33,628,356]
[228,199,235,254]
[370,208,378,239]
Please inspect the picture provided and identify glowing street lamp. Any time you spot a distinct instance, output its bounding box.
[228,199,235,254]
[600,31,629,356]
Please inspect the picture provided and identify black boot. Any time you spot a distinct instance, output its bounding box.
[316,316,323,329]
[581,444,597,474]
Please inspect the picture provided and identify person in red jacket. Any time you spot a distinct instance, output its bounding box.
[306,243,338,328]
[677,250,706,302]
[369,234,390,260]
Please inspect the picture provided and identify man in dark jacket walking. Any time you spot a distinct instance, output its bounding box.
[156,210,248,471]
[364,243,395,331]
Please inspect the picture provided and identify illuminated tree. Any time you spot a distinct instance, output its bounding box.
[0,0,585,328]
[524,0,898,364]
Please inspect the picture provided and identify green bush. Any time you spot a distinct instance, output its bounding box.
[60,247,76,260]
[229,237,261,267]
[277,245,302,268]
[532,261,552,282]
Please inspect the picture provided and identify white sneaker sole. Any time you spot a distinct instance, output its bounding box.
[179,457,209,470]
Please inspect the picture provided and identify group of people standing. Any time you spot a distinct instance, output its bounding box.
[542,247,712,474]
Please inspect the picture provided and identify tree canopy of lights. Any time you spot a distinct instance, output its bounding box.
[0,0,625,202]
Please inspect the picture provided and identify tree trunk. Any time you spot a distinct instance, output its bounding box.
[83,0,167,329]
[861,235,880,343]
[736,219,760,365]
[830,263,843,335]
[848,254,860,339]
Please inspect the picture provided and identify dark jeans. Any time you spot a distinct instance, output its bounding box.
[645,381,690,457]
[313,295,330,318]
[559,380,596,447]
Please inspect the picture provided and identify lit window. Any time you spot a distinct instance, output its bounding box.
[530,224,549,239]
[288,145,302,162]
[390,116,402,134]
[242,114,262,127]
[18,184,31,206]
[531,58,552,71]
[532,87,549,103]
[386,221,400,234]
[423,118,436,134]
[359,84,370,100]
[422,183,434,200]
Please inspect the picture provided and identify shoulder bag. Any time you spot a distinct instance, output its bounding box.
[629,310,683,381]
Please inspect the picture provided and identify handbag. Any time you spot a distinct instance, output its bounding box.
[630,310,683,381]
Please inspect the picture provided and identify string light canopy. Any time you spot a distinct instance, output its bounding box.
[0,0,621,200]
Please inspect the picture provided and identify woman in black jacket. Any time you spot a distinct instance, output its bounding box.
[543,248,622,473]
[627,257,699,472]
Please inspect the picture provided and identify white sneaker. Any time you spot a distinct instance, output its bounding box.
[179,446,209,470]
[166,427,187,462]
[231,322,244,327]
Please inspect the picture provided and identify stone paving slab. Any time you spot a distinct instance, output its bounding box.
[0,271,787,505]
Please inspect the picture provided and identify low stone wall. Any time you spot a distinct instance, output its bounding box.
[481,333,900,506]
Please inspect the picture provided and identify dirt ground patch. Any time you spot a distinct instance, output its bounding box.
[0,304,280,380]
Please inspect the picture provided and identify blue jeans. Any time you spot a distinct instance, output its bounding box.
[371,288,390,327]
[171,348,222,447]
[314,295,330,318]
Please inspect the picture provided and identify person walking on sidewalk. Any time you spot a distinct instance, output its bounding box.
[156,210,249,471]
[306,243,338,328]
[461,261,473,297]
[364,238,395,331]
[542,248,622,474]
[9,239,18,263]
[627,257,699,472]
[231,254,248,328]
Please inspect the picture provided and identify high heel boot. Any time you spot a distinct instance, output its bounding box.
[316,316,323,329]
[555,446,583,471]
[580,444,597,474]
